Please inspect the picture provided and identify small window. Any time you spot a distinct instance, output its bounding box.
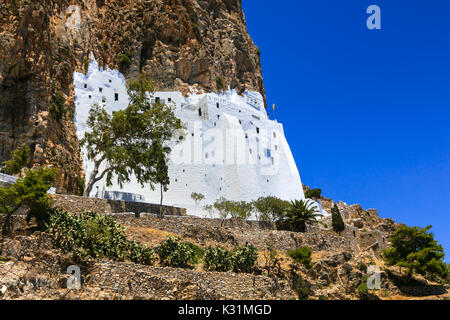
[239,120,242,124]
[205,153,209,159]
[88,95,92,99]
[217,115,220,119]
[102,97,106,103]
[168,98,172,102]
[216,103,220,108]
[109,79,112,83]
[271,157,275,165]
[198,108,202,117]
[256,127,260,134]
[115,93,119,101]
[273,132,276,138]
[245,134,248,139]
[214,122,217,127]
[99,87,103,92]
[275,145,278,151]
[155,97,160,103]
[84,84,87,89]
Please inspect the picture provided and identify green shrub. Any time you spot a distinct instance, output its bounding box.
[305,188,321,199]
[0,167,57,232]
[157,235,196,268]
[296,275,310,300]
[357,262,368,273]
[287,246,312,269]
[215,75,224,91]
[2,143,30,175]
[184,241,204,265]
[49,91,66,121]
[356,276,370,300]
[232,244,258,273]
[252,196,290,221]
[204,245,233,272]
[383,225,447,279]
[119,51,132,67]
[331,204,345,234]
[47,209,155,265]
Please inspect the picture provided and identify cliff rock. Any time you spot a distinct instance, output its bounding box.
[0,0,264,192]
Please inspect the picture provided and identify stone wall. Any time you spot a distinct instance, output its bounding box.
[51,194,186,216]
[114,214,355,253]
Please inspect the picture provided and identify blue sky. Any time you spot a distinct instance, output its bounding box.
[242,0,450,261]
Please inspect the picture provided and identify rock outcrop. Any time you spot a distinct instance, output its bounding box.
[0,0,264,192]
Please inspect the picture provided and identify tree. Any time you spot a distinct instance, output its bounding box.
[191,192,205,211]
[0,167,57,234]
[210,198,254,220]
[252,196,290,221]
[382,225,448,280]
[1,144,30,176]
[81,73,183,199]
[305,188,321,199]
[331,204,345,234]
[278,200,321,232]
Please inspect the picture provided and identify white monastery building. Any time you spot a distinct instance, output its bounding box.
[74,57,308,216]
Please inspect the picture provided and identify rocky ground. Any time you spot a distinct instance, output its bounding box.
[0,200,448,300]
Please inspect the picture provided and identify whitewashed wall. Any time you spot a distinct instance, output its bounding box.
[74,57,306,217]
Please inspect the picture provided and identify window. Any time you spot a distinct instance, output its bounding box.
[217,115,220,119]
[88,95,92,99]
[84,84,87,89]
[102,97,106,103]
[273,132,277,138]
[256,127,260,134]
[99,88,102,92]
[198,108,202,117]
[109,79,112,83]
[266,149,271,158]
[155,97,160,103]
[216,103,220,108]
[205,153,209,159]
[115,93,119,101]
[275,145,278,151]
[168,98,172,102]
[271,157,275,165]
[239,120,242,124]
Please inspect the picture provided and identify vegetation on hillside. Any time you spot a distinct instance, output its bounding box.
[1,143,30,175]
[331,204,345,234]
[277,200,321,232]
[287,246,313,269]
[47,209,155,265]
[304,188,321,199]
[383,225,448,282]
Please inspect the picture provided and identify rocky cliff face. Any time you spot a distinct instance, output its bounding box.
[0,0,264,192]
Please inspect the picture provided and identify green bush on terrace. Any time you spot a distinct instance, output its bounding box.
[47,209,155,265]
[157,235,199,268]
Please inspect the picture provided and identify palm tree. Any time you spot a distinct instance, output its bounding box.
[278,200,322,232]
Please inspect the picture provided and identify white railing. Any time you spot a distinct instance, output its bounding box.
[0,173,18,185]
